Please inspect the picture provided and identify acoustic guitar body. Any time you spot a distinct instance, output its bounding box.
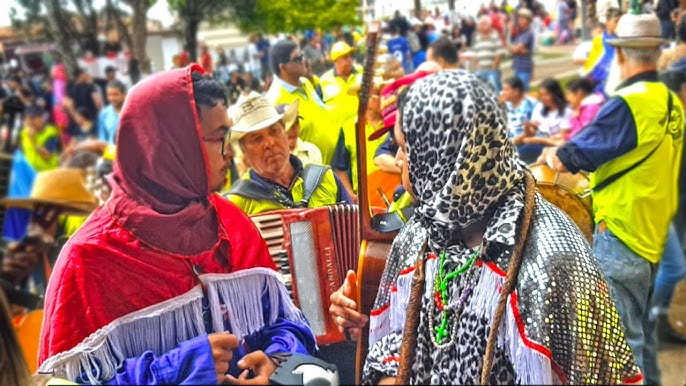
[355,239,392,382]
[14,310,44,373]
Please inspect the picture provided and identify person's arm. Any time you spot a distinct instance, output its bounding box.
[373,135,401,174]
[544,97,638,173]
[374,154,401,174]
[330,130,357,203]
[91,85,104,111]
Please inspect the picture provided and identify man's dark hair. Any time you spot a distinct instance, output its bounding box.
[566,77,595,95]
[504,76,525,92]
[107,80,127,94]
[104,65,116,74]
[270,40,298,76]
[191,71,227,119]
[429,37,458,65]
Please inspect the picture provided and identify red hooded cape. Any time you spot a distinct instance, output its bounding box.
[38,65,276,365]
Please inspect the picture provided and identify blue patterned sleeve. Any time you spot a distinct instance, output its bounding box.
[102,334,217,385]
[242,285,317,357]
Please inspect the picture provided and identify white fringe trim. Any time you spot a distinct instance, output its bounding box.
[389,270,414,332]
[469,265,557,385]
[38,286,205,384]
[200,267,309,341]
[368,305,390,347]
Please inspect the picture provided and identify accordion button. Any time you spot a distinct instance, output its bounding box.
[192,265,204,275]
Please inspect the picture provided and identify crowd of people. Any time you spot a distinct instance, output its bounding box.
[0,0,685,385]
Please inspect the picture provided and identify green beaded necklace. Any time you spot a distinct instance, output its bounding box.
[432,247,480,344]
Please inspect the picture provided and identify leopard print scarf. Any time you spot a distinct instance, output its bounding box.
[401,70,524,251]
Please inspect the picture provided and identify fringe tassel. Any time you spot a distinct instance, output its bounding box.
[201,267,308,341]
[501,300,554,385]
[39,286,205,384]
[468,265,555,385]
[390,272,414,332]
[368,305,391,347]
[469,265,502,322]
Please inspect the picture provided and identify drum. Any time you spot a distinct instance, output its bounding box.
[529,162,594,243]
[668,277,686,337]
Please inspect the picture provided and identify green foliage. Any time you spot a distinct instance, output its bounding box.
[233,0,361,34]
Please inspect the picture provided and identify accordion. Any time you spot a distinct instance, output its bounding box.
[250,204,360,344]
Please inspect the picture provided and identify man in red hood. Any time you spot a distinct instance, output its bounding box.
[37,65,316,384]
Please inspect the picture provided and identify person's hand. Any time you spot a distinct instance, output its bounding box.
[224,350,277,385]
[329,270,369,338]
[208,332,239,384]
[1,241,41,285]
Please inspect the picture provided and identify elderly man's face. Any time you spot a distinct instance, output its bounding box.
[241,122,291,179]
[335,54,353,78]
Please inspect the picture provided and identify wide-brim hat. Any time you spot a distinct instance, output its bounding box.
[607,13,668,48]
[1,168,98,215]
[230,95,299,140]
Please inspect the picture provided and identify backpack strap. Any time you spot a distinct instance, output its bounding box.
[299,164,330,206]
[227,179,297,208]
[592,91,673,193]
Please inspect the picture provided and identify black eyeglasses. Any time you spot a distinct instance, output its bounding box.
[286,54,304,64]
[202,128,231,156]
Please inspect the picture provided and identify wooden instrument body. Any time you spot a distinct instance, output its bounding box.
[529,162,594,243]
[355,239,392,381]
[13,309,44,373]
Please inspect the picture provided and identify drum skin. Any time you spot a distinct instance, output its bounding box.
[529,162,594,243]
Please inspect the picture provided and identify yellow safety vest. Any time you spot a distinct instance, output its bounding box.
[20,125,60,172]
[227,168,341,216]
[266,78,337,165]
[592,81,684,263]
[320,65,363,129]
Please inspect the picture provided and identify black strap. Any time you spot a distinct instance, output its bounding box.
[593,91,673,193]
[226,164,330,208]
[228,179,298,207]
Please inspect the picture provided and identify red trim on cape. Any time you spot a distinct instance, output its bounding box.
[370,303,390,316]
[483,261,567,383]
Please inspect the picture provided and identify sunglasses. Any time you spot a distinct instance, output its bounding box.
[202,128,232,156]
[286,54,304,64]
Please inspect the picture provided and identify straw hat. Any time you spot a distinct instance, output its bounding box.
[607,13,668,48]
[1,168,98,215]
[231,95,299,140]
[330,41,354,61]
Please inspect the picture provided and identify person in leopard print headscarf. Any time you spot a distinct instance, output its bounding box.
[329,70,642,384]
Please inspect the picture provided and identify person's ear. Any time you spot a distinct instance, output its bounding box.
[615,47,625,65]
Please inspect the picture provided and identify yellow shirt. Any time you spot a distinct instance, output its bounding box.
[265,76,337,165]
[320,65,363,129]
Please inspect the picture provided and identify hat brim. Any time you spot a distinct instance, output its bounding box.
[607,37,669,47]
[233,99,299,140]
[1,197,97,216]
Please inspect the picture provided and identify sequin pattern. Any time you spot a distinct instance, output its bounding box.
[362,185,640,385]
